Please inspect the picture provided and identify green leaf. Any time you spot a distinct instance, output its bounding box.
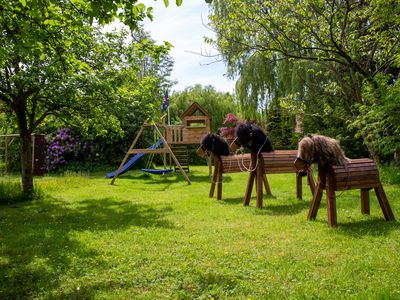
[39,53,46,60]
[163,0,169,7]
[19,0,26,7]
[176,0,182,6]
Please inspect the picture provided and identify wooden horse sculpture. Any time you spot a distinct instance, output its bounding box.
[233,122,315,208]
[197,133,259,200]
[294,134,395,226]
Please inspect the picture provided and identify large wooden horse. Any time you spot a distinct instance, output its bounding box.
[294,134,395,226]
[232,123,315,208]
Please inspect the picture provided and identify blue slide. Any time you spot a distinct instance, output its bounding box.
[105,139,163,178]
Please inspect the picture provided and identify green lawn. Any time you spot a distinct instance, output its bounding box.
[1,166,400,299]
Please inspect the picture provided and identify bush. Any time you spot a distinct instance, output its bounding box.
[379,164,400,185]
[46,128,87,172]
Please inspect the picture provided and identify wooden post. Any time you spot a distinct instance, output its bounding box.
[209,156,219,198]
[307,171,325,220]
[256,154,264,208]
[374,185,395,221]
[307,169,316,196]
[262,174,272,196]
[244,154,257,206]
[217,159,223,200]
[32,134,46,176]
[326,172,337,227]
[360,188,370,215]
[4,136,8,175]
[208,153,213,178]
[111,125,145,185]
[296,175,302,200]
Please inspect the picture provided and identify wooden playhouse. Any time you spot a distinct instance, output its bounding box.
[163,102,212,171]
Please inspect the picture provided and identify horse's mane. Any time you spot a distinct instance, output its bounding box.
[234,122,274,153]
[297,134,349,168]
[200,133,230,156]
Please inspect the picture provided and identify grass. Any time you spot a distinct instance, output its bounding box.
[1,166,400,299]
[0,181,42,205]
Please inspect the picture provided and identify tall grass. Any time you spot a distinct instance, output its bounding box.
[0,180,42,205]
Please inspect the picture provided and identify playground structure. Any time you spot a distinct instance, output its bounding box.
[295,158,395,227]
[0,134,46,176]
[108,102,212,183]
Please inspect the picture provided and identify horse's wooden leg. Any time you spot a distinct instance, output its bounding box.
[256,155,264,208]
[262,174,272,196]
[244,154,257,206]
[326,173,337,227]
[307,169,316,197]
[296,174,302,200]
[374,185,395,221]
[308,171,325,220]
[209,157,220,198]
[361,188,370,215]
[217,160,223,200]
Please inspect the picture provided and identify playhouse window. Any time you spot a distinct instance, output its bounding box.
[187,120,206,127]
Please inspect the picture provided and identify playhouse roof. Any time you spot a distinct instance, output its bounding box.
[180,102,211,120]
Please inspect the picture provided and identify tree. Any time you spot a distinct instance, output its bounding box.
[208,0,400,159]
[0,0,177,193]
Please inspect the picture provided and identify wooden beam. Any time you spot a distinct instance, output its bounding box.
[128,149,170,154]
[110,124,145,185]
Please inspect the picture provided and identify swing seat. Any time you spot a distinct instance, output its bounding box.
[141,168,173,175]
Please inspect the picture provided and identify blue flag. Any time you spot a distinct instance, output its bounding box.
[161,90,169,112]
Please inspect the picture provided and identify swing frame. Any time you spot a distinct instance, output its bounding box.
[110,120,191,185]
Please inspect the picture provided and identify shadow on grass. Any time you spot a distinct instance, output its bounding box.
[217,195,311,217]
[251,200,311,216]
[0,195,175,298]
[109,169,234,185]
[336,218,399,237]
[218,196,244,205]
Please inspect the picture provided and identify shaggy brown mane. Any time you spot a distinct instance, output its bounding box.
[297,135,349,169]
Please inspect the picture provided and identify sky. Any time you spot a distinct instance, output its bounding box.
[139,0,236,94]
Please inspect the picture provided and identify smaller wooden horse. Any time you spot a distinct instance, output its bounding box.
[197,133,260,200]
[295,135,395,226]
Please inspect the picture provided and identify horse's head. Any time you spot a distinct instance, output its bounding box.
[294,136,314,176]
[234,122,274,154]
[294,135,348,175]
[197,133,230,157]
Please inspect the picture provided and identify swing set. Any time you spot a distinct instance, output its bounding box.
[140,138,173,175]
[110,120,191,185]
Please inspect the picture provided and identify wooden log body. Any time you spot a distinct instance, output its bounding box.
[330,158,380,190]
[261,150,298,174]
[308,158,395,227]
[221,150,299,174]
[210,150,315,203]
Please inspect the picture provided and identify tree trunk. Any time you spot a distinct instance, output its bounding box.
[19,130,34,193]
[15,101,34,194]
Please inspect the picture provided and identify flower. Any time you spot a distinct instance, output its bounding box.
[219,113,240,139]
[46,128,85,171]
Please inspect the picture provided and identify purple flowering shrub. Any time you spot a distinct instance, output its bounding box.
[46,128,86,171]
[219,113,240,142]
